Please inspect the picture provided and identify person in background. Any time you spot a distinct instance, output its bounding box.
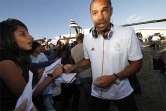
[59,38,80,111]
[56,40,63,59]
[29,41,56,111]
[42,39,56,60]
[151,33,161,50]
[71,33,92,109]
[64,0,142,110]
[160,52,166,74]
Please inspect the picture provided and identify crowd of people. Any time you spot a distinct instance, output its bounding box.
[0,18,92,110]
[3,0,164,111]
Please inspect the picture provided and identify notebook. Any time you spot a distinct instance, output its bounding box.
[54,73,77,83]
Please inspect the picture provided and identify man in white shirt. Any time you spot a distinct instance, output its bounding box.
[151,34,161,49]
[65,0,142,110]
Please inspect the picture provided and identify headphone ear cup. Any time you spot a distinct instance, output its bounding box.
[92,28,98,38]
[107,31,113,39]
[104,30,113,40]
[104,30,109,39]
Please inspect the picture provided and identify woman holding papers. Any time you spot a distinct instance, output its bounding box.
[0,18,64,110]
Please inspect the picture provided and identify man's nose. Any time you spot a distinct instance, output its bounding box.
[98,12,104,20]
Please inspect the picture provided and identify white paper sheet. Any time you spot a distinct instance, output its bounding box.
[52,82,61,96]
[15,71,34,111]
[34,58,77,90]
[15,58,77,110]
[33,58,62,91]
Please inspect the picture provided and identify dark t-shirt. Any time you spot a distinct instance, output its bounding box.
[0,49,29,110]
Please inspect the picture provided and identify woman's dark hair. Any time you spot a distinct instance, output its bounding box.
[0,18,27,50]
[29,42,41,54]
[0,18,30,66]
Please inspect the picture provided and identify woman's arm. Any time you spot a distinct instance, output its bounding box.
[33,65,63,97]
[0,60,64,98]
[0,60,27,97]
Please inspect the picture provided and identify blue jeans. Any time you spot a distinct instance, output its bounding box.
[43,94,56,111]
[79,77,92,109]
[79,77,92,97]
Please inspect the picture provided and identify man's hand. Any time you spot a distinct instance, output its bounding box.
[93,75,116,88]
[64,64,77,73]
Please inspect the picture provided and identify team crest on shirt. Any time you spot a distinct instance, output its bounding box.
[114,42,120,51]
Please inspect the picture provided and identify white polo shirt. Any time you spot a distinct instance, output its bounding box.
[83,25,143,100]
[151,36,160,41]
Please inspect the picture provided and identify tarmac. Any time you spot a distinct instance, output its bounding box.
[148,40,166,98]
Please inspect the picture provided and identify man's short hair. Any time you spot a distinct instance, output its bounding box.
[90,0,112,11]
[76,33,84,42]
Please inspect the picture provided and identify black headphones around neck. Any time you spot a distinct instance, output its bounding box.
[91,23,114,40]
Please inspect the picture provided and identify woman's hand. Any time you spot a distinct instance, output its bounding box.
[37,68,45,80]
[52,65,63,77]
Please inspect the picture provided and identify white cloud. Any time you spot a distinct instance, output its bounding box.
[126,14,142,23]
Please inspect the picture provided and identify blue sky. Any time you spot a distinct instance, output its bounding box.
[0,0,166,40]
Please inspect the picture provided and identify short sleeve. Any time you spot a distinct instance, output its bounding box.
[83,37,90,59]
[127,28,143,61]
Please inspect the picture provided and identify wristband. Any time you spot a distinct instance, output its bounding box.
[62,66,65,73]
[47,73,55,80]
